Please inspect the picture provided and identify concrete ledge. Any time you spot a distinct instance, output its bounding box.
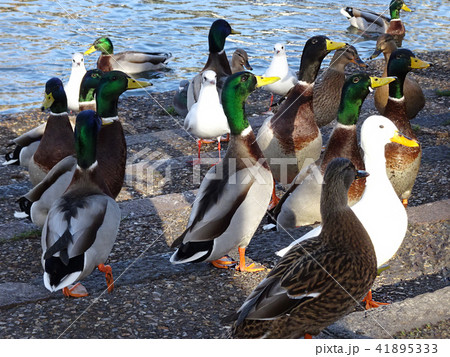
[407,199,450,224]
[321,286,450,339]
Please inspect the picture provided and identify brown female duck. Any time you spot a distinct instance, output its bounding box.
[226,158,376,338]
[313,44,366,127]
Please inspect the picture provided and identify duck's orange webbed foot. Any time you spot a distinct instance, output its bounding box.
[362,290,389,310]
[98,264,114,293]
[235,247,265,272]
[62,283,89,298]
[210,256,237,269]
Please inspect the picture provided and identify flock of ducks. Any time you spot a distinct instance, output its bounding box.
[4,0,432,338]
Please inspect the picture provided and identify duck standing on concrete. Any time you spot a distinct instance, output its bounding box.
[171,72,279,272]
[225,158,376,338]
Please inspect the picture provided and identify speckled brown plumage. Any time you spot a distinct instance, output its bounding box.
[227,158,377,338]
[384,98,421,200]
[313,46,366,127]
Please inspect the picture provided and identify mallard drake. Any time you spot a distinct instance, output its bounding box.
[186,19,240,110]
[383,49,430,206]
[230,48,253,74]
[64,52,87,112]
[256,35,346,186]
[28,78,75,186]
[78,69,104,112]
[274,74,395,230]
[17,71,151,226]
[41,110,121,297]
[385,0,411,46]
[184,70,230,164]
[225,158,376,338]
[313,44,367,127]
[340,0,411,43]
[170,72,279,272]
[84,36,172,74]
[370,34,425,119]
[276,115,419,308]
[261,43,297,99]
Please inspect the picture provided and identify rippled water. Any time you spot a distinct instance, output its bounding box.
[0,0,448,114]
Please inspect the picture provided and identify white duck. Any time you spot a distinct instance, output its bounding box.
[261,43,297,105]
[184,70,230,164]
[64,52,86,112]
[276,115,419,307]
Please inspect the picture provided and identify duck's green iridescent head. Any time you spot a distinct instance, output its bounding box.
[390,0,411,20]
[79,69,104,103]
[41,77,67,113]
[74,110,102,169]
[85,37,114,56]
[338,73,395,125]
[208,19,240,53]
[221,71,279,134]
[95,70,152,118]
[387,49,430,98]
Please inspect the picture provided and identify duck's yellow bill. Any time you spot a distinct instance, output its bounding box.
[390,131,419,147]
[370,76,396,88]
[84,45,97,55]
[41,92,55,110]
[255,75,280,88]
[326,39,346,51]
[127,78,153,90]
[410,56,430,70]
[401,4,411,12]
[231,28,241,35]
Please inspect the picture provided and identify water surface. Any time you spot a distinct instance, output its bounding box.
[0,0,448,113]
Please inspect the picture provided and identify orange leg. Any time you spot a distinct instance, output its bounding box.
[268,180,280,210]
[304,333,312,339]
[268,94,274,111]
[62,282,89,298]
[235,247,265,272]
[98,264,114,293]
[362,290,389,310]
[402,198,408,208]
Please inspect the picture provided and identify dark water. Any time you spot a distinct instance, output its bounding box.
[0,0,448,114]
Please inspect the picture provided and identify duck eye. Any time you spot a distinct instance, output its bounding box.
[353,77,360,83]
[311,39,318,44]
[379,125,384,129]
[241,74,249,82]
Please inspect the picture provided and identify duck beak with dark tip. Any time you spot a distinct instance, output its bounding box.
[127,77,152,89]
[355,170,370,180]
[369,48,382,60]
[326,39,347,51]
[353,56,367,68]
[390,131,420,147]
[370,76,397,89]
[41,92,54,111]
[255,75,280,88]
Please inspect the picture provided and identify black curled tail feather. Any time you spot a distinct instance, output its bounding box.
[44,229,73,265]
